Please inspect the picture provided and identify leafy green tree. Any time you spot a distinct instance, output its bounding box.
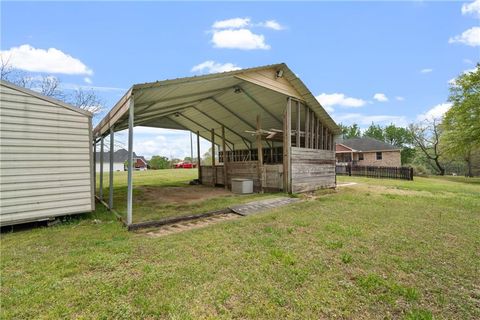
[399,147,416,166]
[443,64,480,177]
[409,120,445,175]
[384,124,413,146]
[202,147,213,165]
[363,123,384,141]
[384,124,415,164]
[148,155,170,170]
[339,123,361,139]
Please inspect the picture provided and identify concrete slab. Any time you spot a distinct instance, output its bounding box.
[229,197,300,216]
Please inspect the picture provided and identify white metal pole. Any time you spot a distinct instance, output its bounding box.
[93,140,96,196]
[99,136,104,200]
[197,131,201,180]
[127,98,134,225]
[109,126,114,209]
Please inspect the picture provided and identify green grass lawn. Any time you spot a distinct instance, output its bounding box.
[96,169,279,223]
[1,175,479,319]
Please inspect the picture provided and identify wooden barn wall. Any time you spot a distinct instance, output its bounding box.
[200,162,283,192]
[291,147,335,193]
[0,83,93,226]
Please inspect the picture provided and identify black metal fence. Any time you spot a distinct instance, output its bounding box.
[336,165,414,181]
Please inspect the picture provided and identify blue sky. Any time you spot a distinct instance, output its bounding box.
[2,1,479,159]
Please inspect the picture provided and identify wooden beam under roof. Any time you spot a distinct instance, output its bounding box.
[240,86,283,125]
[192,106,252,149]
[177,113,235,149]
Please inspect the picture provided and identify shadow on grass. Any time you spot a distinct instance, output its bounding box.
[0,203,114,234]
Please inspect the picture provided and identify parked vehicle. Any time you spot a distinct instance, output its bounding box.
[174,162,196,169]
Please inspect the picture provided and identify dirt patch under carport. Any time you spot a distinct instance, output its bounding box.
[136,185,233,204]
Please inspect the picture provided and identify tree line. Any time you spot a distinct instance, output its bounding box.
[339,64,479,177]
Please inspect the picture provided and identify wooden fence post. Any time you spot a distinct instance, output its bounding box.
[211,128,216,186]
[222,126,228,189]
[283,98,292,193]
[256,115,264,193]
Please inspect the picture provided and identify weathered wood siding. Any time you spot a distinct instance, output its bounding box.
[235,68,303,100]
[200,162,283,192]
[291,147,335,193]
[0,82,94,226]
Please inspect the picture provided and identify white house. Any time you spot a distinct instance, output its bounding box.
[95,148,147,172]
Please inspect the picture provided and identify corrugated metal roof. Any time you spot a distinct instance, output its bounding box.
[93,63,340,147]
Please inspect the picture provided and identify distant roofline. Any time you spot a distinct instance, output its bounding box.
[336,137,401,152]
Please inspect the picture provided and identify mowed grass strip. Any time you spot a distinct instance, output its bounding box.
[1,174,479,319]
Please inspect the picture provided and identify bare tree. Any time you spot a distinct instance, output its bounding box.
[68,88,103,114]
[1,59,64,99]
[0,55,14,80]
[409,119,445,175]
[39,76,64,99]
[1,58,103,116]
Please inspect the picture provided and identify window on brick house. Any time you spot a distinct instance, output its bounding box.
[358,153,364,160]
[376,152,382,160]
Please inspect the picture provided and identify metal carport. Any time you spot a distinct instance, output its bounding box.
[93,63,340,227]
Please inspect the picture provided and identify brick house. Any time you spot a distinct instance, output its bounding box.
[336,137,401,167]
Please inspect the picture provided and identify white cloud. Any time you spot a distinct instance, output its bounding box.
[212,18,251,29]
[128,127,211,160]
[420,68,433,73]
[463,58,473,64]
[84,77,92,84]
[333,113,408,126]
[395,96,405,101]
[259,20,285,30]
[323,105,334,113]
[417,103,453,121]
[191,60,241,74]
[316,93,366,108]
[449,27,480,47]
[0,44,93,75]
[61,82,126,92]
[83,104,102,114]
[462,0,480,17]
[212,17,285,31]
[210,17,284,50]
[212,29,270,50]
[373,93,389,102]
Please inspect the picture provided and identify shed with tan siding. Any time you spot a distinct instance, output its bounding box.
[0,80,94,226]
